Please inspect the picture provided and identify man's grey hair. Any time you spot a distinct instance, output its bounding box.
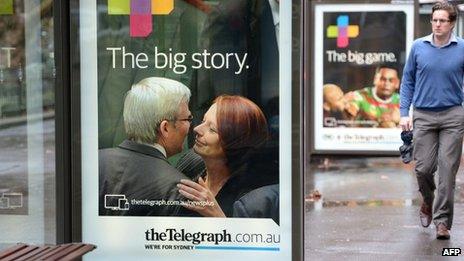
[123,77,191,144]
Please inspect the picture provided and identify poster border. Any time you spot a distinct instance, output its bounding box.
[310,3,414,155]
[79,0,296,260]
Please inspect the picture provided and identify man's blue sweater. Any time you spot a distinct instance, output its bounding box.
[400,34,464,117]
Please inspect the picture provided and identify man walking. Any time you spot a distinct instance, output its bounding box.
[99,77,193,216]
[400,2,464,239]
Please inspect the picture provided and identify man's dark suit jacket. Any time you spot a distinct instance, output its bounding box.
[233,184,279,224]
[99,140,189,216]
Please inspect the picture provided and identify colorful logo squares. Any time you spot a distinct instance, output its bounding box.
[327,15,359,48]
[108,0,174,37]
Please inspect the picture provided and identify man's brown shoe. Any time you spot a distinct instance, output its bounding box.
[419,203,432,227]
[436,223,450,240]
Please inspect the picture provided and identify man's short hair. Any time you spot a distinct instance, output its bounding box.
[432,2,458,22]
[123,77,191,144]
[375,64,398,75]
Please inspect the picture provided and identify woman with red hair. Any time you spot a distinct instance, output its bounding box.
[177,95,269,217]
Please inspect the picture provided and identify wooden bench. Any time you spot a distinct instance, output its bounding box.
[0,243,96,261]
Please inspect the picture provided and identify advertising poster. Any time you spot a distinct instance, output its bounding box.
[313,4,414,153]
[81,0,292,260]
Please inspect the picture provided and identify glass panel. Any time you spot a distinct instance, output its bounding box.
[0,0,56,249]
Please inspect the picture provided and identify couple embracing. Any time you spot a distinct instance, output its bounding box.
[99,77,279,223]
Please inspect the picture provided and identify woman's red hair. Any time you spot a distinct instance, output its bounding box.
[213,95,268,163]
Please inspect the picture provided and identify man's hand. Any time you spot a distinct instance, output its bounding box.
[345,103,359,118]
[399,116,412,131]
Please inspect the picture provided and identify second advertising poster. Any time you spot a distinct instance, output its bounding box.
[313,4,414,153]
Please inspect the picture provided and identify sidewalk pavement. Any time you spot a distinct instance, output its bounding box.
[305,156,464,260]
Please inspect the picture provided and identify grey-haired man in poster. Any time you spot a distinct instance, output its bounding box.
[400,2,464,239]
[99,77,193,216]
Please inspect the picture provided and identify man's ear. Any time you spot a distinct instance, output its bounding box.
[158,120,170,138]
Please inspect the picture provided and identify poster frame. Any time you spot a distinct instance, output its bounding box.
[75,0,302,260]
[308,2,415,155]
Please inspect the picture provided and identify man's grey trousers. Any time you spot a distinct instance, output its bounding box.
[413,106,464,229]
